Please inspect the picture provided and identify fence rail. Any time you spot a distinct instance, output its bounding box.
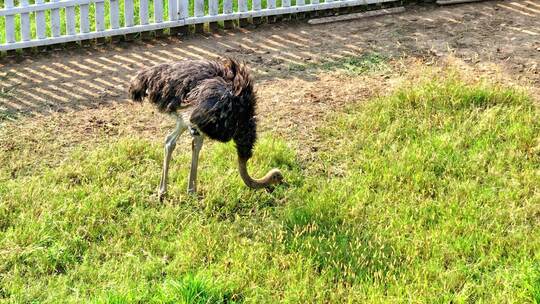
[1,0,397,51]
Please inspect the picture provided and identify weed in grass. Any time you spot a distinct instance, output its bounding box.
[0,109,20,123]
[287,53,390,75]
[93,274,242,303]
[0,72,18,100]
[321,53,389,74]
[287,63,307,72]
[529,265,540,304]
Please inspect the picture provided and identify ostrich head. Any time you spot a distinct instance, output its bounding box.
[238,158,284,189]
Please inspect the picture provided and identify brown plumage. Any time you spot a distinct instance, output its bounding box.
[129,58,283,199]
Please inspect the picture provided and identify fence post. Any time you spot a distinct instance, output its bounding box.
[193,0,204,32]
[169,0,178,21]
[51,0,62,37]
[267,0,277,22]
[35,0,47,39]
[252,0,262,24]
[223,0,234,29]
[170,0,189,36]
[96,0,106,31]
[110,0,120,28]
[80,2,90,33]
[238,0,249,27]
[178,0,188,19]
[4,0,15,50]
[66,4,77,35]
[125,0,134,27]
[208,0,218,30]
[20,0,31,41]
[140,0,149,24]
[154,0,163,23]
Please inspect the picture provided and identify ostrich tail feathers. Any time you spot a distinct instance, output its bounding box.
[221,57,253,97]
[128,71,149,102]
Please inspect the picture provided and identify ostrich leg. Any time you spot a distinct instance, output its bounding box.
[159,117,187,201]
[188,132,204,194]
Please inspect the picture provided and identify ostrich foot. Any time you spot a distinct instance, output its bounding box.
[158,190,167,202]
[265,181,289,193]
[265,186,276,193]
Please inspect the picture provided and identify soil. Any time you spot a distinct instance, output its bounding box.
[0,0,538,155]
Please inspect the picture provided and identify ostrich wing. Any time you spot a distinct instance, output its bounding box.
[130,60,229,113]
[189,78,239,143]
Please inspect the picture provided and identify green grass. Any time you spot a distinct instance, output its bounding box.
[1,73,539,302]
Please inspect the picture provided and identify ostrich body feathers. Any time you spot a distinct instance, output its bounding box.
[129,58,258,159]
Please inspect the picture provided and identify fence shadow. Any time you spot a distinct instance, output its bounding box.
[0,0,538,119]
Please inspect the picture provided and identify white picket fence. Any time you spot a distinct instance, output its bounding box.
[1,0,397,51]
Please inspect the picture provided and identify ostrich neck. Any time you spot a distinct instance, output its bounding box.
[238,157,273,189]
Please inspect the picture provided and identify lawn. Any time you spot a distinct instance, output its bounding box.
[0,70,539,302]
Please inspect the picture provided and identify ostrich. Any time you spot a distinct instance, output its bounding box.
[128,57,283,200]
